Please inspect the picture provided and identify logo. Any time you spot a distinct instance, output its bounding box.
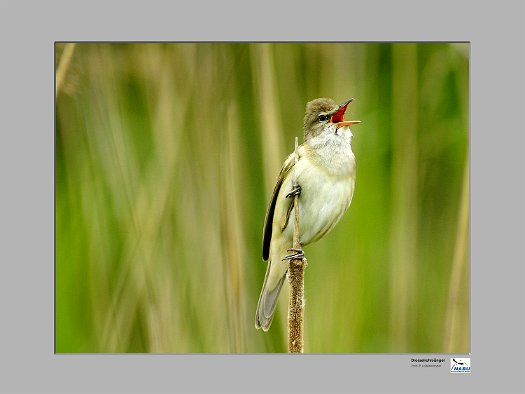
[450,358,471,373]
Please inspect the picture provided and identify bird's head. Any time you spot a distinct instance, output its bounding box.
[303,98,361,140]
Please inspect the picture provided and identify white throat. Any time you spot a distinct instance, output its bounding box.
[305,125,355,178]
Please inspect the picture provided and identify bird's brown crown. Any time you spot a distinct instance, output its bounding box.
[303,98,339,140]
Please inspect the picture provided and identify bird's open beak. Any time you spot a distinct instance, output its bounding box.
[330,98,361,128]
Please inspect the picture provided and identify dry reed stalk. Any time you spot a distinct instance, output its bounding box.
[288,137,306,353]
[443,158,470,352]
[55,43,76,97]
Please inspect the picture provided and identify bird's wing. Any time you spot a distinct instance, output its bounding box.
[262,152,296,261]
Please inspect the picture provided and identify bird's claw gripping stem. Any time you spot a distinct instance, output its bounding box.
[286,184,301,199]
[282,248,305,262]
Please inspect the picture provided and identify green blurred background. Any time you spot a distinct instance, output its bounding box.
[55,42,469,353]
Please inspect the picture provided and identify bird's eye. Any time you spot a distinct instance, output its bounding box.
[318,114,328,122]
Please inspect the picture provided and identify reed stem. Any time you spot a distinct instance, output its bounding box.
[288,136,306,353]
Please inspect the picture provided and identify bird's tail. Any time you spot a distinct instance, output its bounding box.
[255,259,287,331]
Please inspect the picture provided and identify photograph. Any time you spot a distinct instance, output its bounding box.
[55,42,469,354]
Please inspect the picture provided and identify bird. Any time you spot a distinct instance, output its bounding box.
[255,97,361,331]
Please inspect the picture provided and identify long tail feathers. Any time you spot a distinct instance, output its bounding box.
[255,261,287,331]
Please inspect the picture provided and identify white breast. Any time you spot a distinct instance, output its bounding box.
[279,127,356,245]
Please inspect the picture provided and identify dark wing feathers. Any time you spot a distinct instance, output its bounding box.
[262,153,295,261]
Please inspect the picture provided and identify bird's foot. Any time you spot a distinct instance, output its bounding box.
[282,248,305,262]
[286,183,301,199]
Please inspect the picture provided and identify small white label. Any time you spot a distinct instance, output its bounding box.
[450,358,471,373]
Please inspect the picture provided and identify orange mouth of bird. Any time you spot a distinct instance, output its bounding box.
[330,98,361,128]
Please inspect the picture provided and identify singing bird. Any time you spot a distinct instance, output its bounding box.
[255,97,361,331]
